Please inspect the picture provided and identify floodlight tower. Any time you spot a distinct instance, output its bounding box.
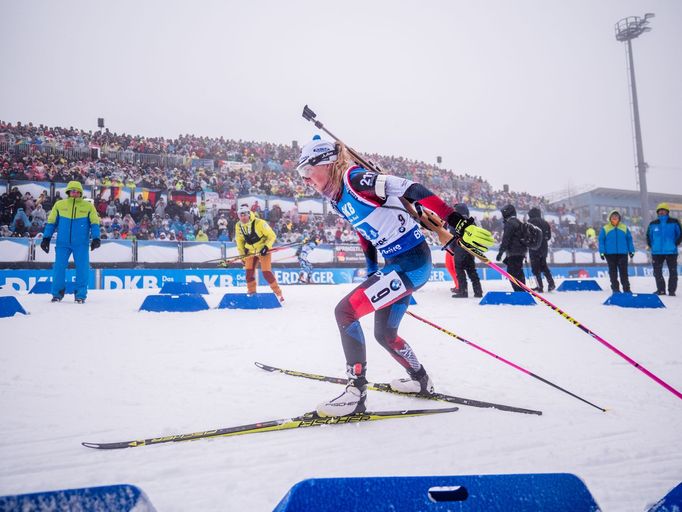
[615,13,654,223]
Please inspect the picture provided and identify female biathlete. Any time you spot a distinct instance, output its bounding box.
[296,136,494,416]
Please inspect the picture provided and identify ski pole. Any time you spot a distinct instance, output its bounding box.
[406,310,606,411]
[205,241,304,266]
[302,105,387,175]
[457,240,682,401]
[417,207,681,401]
[215,245,296,267]
[412,206,681,402]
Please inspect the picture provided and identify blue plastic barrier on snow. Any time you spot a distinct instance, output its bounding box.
[274,473,600,512]
[603,293,665,309]
[139,294,210,312]
[479,291,536,306]
[0,296,28,318]
[29,280,77,294]
[557,279,602,291]
[217,292,281,309]
[0,484,156,512]
[647,482,682,511]
[160,281,209,295]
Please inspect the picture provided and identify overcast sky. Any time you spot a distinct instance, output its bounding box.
[2,0,681,199]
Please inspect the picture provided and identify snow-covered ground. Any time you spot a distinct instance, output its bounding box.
[1,276,680,511]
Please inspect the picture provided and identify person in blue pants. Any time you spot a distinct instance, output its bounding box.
[40,181,101,303]
[647,202,681,296]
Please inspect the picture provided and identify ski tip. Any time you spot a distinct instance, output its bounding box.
[254,362,271,371]
[429,406,458,414]
[379,406,459,416]
[82,442,100,449]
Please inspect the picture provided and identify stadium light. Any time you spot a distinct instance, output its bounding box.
[615,14,653,223]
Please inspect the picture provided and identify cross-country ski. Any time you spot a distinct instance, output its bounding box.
[255,362,542,415]
[82,407,458,450]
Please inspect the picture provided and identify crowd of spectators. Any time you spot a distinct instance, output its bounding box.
[3,120,603,249]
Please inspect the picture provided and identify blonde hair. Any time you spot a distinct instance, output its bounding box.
[322,143,356,199]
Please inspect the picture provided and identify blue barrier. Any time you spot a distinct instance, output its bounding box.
[217,293,281,309]
[29,280,78,294]
[274,473,600,512]
[160,281,209,295]
[479,291,536,306]
[557,279,602,292]
[648,482,682,511]
[0,484,156,512]
[5,265,669,291]
[139,294,210,312]
[603,293,665,309]
[0,296,28,318]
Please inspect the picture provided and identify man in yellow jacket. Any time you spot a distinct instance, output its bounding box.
[234,204,283,301]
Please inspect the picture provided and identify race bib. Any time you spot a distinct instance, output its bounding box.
[363,270,407,310]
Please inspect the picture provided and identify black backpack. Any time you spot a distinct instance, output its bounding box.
[520,222,543,251]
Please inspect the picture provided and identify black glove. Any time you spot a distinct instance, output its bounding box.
[600,253,605,261]
[445,211,473,238]
[629,252,634,259]
[90,238,101,251]
[40,237,51,254]
[259,246,269,256]
[496,252,503,262]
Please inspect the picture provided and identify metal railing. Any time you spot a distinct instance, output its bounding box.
[0,141,188,168]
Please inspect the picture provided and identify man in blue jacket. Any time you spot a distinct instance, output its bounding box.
[646,202,681,296]
[40,181,101,303]
[598,210,634,293]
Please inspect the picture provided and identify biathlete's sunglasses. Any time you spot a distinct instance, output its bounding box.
[296,148,338,178]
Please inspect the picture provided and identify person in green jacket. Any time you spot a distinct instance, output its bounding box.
[40,181,101,303]
[195,229,209,242]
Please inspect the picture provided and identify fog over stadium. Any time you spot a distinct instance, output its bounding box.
[1,0,681,198]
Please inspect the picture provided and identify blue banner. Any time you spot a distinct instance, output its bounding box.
[99,268,358,289]
[0,269,96,292]
[1,265,676,291]
[101,268,244,289]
